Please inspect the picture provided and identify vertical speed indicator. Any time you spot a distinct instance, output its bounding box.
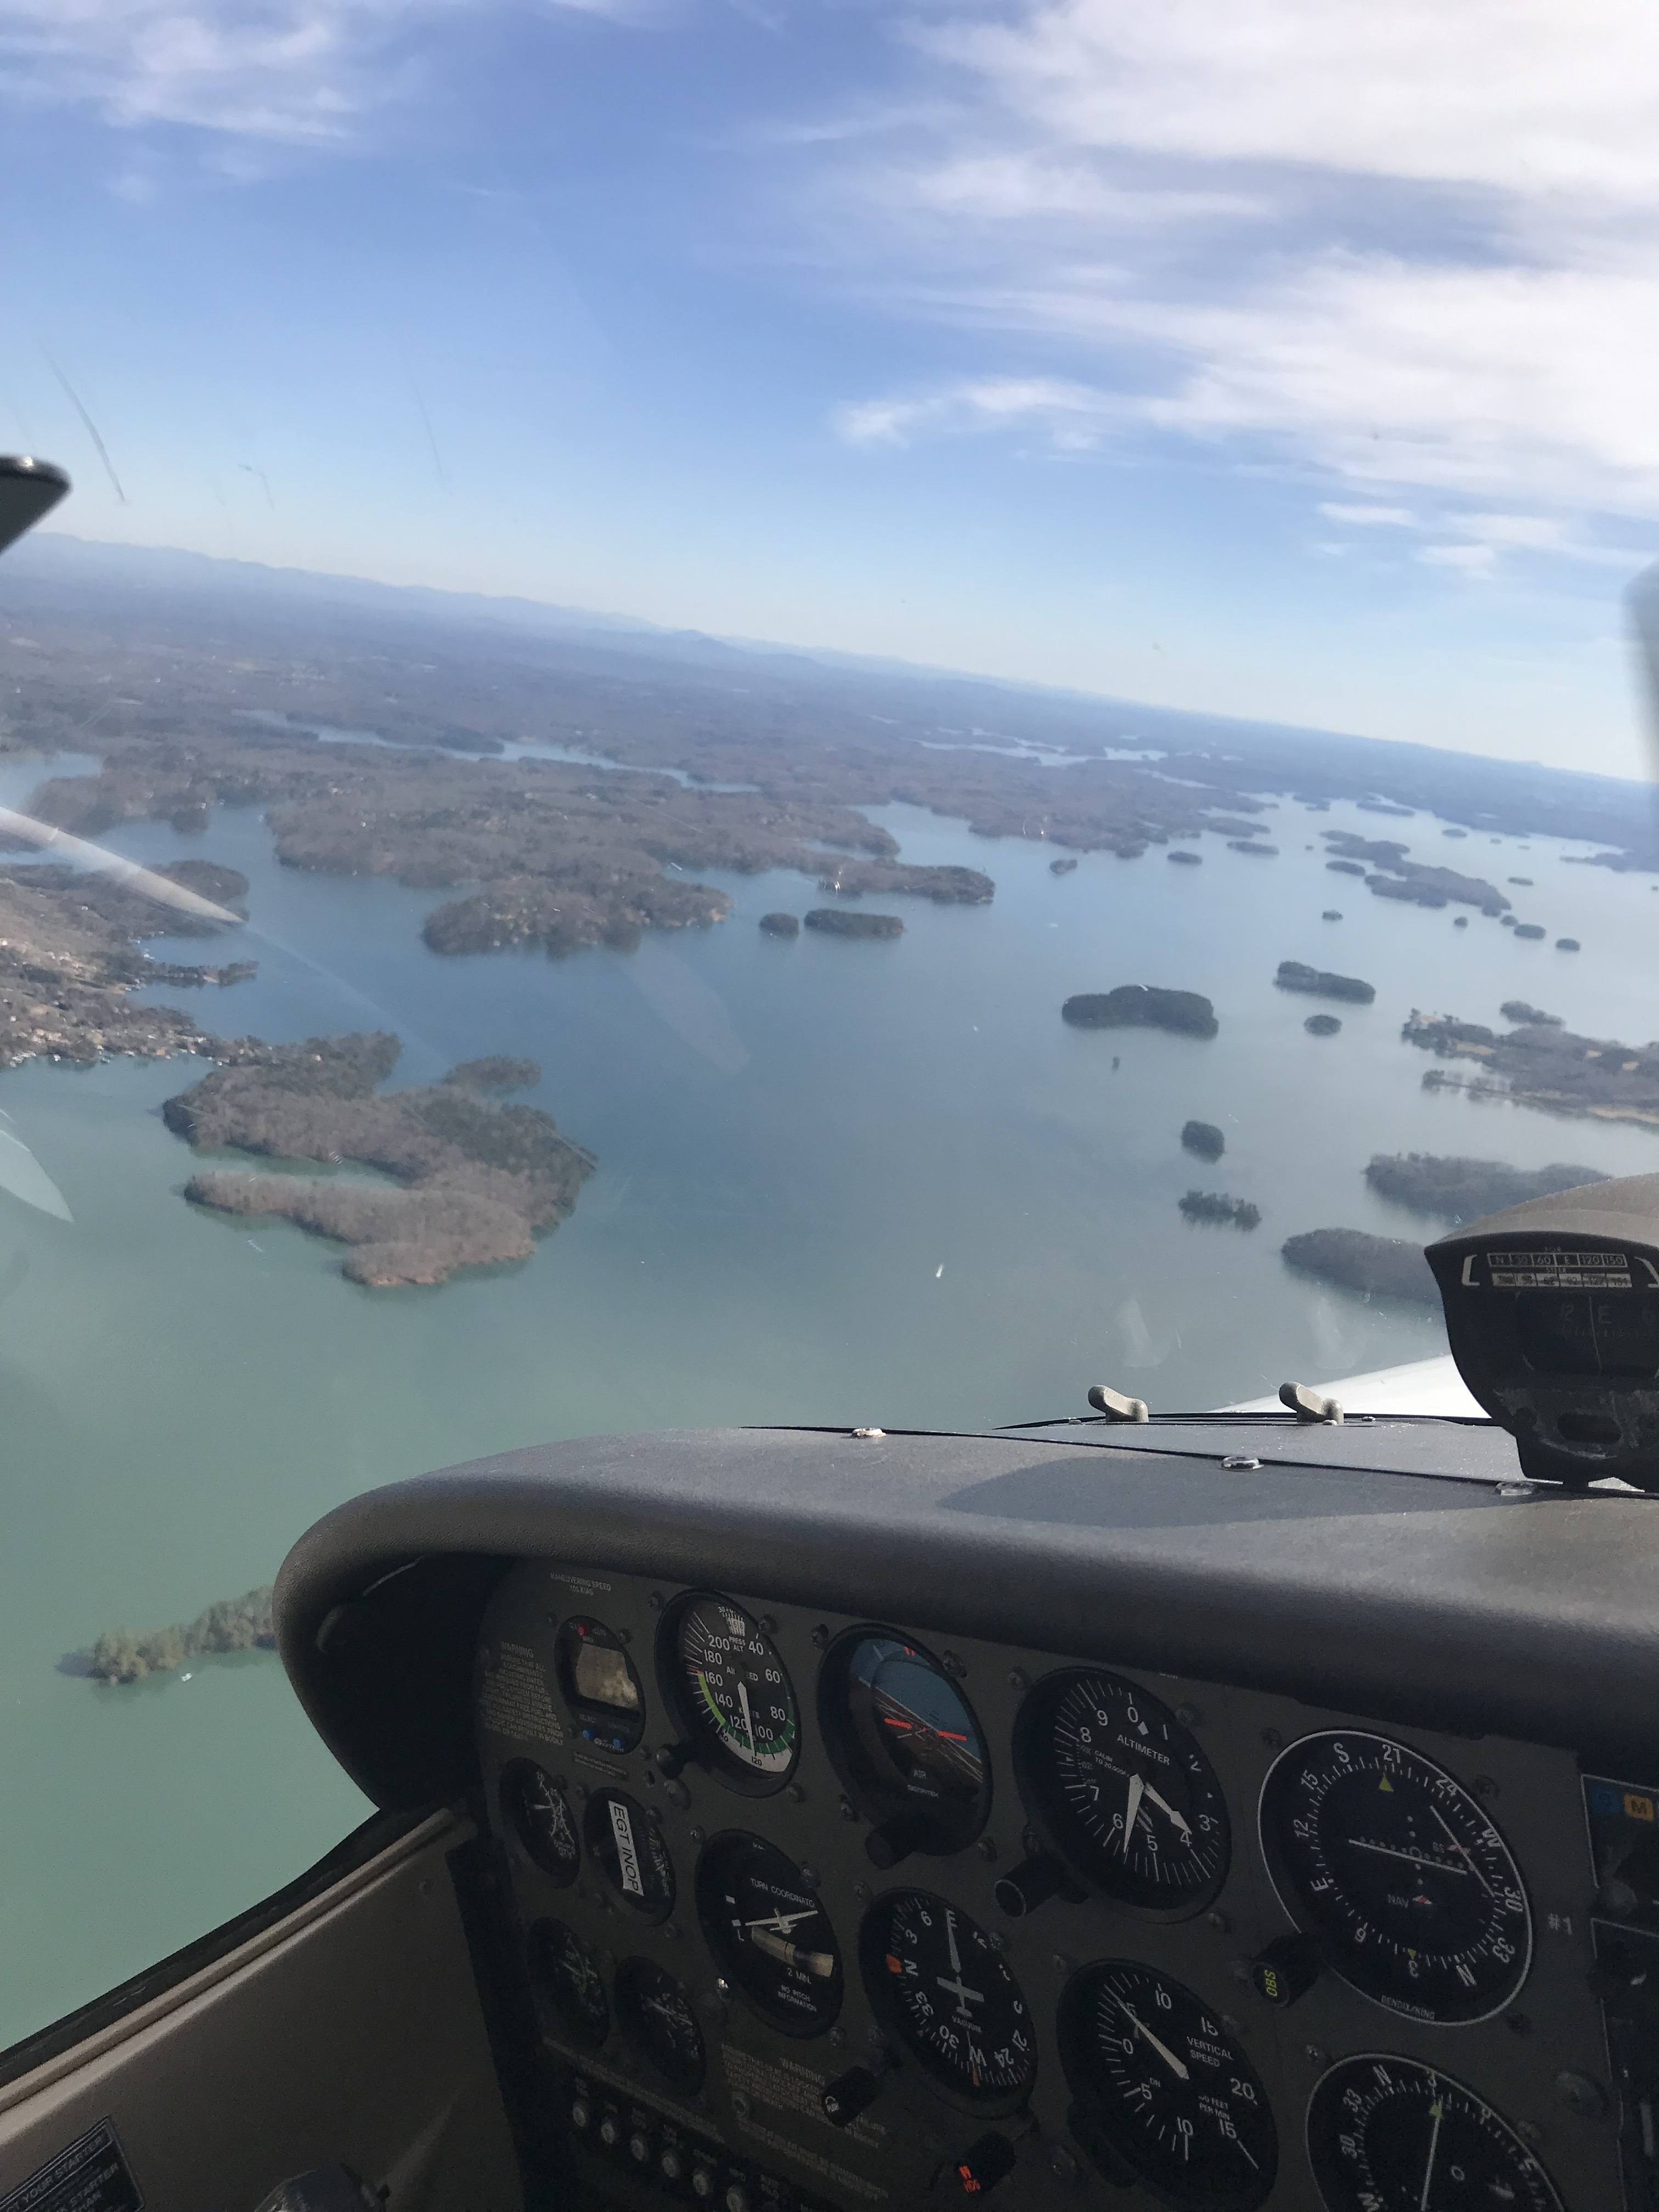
[661,1593,799,1791]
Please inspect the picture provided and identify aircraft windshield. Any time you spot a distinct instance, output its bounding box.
[3,0,1658,2049]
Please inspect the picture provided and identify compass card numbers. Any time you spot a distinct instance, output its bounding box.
[861,1891,1036,2114]
[1260,1732,1531,2023]
[1306,2056,1564,2212]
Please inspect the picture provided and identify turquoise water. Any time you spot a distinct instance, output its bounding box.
[3,771,1658,2045]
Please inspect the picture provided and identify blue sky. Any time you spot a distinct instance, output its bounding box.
[3,1,1659,774]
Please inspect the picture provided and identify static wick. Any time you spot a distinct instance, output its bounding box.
[1087,1383,1149,1423]
[1279,1381,1344,1425]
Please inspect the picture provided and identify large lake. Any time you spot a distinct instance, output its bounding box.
[4,760,1658,2043]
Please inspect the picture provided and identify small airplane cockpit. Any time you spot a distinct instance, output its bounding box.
[8,1152,1659,2208]
[7,18,1659,2211]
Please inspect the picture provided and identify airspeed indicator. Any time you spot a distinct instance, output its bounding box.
[662,1593,799,1791]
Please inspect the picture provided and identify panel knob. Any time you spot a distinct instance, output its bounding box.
[993,1853,1066,1917]
[822,2061,889,2126]
[724,2187,751,2212]
[656,1742,692,1779]
[690,2166,716,2201]
[1249,1933,1322,2007]
[953,2133,1018,2196]
[865,1812,932,1870]
[628,2128,652,2164]
[597,2112,622,2148]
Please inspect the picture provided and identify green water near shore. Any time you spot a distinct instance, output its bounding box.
[3,777,1657,2044]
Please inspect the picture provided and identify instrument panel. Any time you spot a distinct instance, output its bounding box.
[472,1562,1624,2212]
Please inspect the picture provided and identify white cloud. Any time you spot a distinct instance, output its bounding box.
[924,1,1659,206]
[1320,504,1417,528]
[834,374,1116,449]
[1420,543,1499,578]
[816,0,1659,569]
[0,0,625,143]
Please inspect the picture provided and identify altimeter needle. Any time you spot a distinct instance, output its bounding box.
[1140,1779,1194,1842]
[1122,1773,1145,1855]
[1118,2002,1189,2082]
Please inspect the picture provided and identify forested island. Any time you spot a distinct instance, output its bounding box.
[1364,1153,1607,1222]
[168,1036,595,1286]
[1404,1012,1659,1126]
[1322,831,1509,915]
[1275,961,1375,1005]
[1281,1228,1439,1304]
[1305,1014,1342,1036]
[804,909,903,940]
[81,1587,275,1684]
[1180,1190,1260,1228]
[1181,1120,1224,1161]
[1063,986,1219,1038]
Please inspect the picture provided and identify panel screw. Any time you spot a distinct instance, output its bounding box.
[1206,1910,1231,1935]
[575,1782,590,1801]
[1007,1667,1029,1692]
[1220,2015,1242,2037]
[786,1784,806,1805]
[759,1615,778,1636]
[854,1882,872,1904]
[1475,1775,1500,1800]
[827,2026,847,2049]
[649,1593,665,1611]
[989,1930,1009,1954]
[688,1826,705,1845]
[1260,1727,1283,1750]
[1176,1703,1203,1729]
[1052,1953,1071,1976]
[942,1652,966,1679]
[615,1627,632,1645]
[665,1922,681,1942]
[715,1977,731,1998]
[799,1865,821,1889]
[811,1626,830,1650]
[665,1781,690,1810]
[840,1797,860,1823]
[1516,2120,1544,2148]
[1048,2147,1080,2185]
[1304,2044,1325,2066]
[1555,2072,1606,2118]
[977,1836,1000,1864]
[1506,2011,1531,2036]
